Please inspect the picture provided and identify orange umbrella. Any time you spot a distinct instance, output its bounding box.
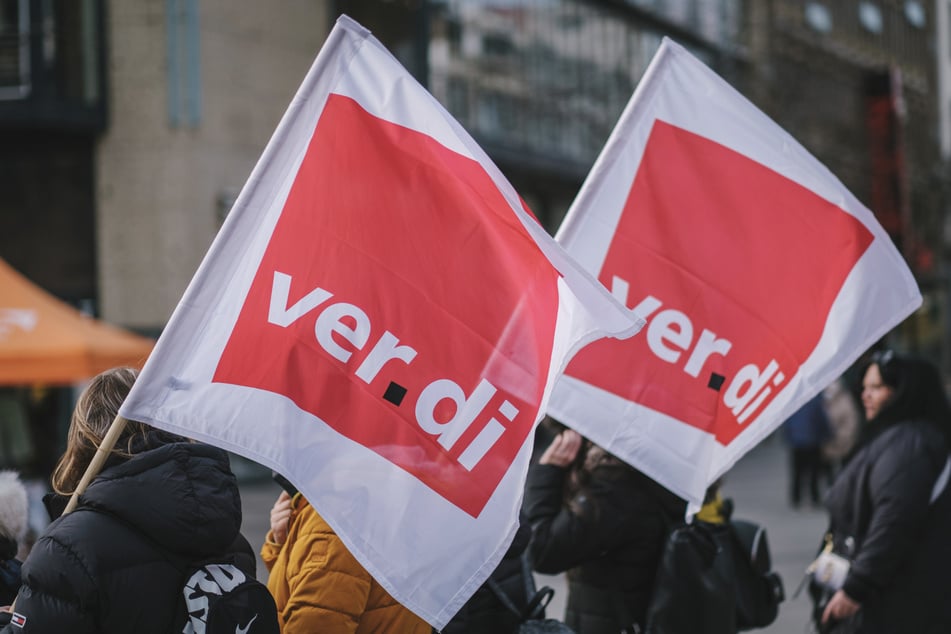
[0,257,154,385]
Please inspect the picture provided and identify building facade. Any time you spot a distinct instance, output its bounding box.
[0,0,106,307]
[2,0,949,363]
[342,0,748,231]
[1,0,332,330]
[754,0,949,364]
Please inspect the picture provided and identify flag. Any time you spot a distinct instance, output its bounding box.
[118,16,638,628]
[548,38,921,509]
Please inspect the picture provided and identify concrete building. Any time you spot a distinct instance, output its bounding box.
[2,0,949,360]
[98,1,331,330]
[937,0,951,160]
[752,0,949,363]
[1,0,332,331]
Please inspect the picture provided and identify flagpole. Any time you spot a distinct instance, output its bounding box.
[63,414,129,515]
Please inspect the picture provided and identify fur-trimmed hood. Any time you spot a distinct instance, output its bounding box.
[0,470,28,542]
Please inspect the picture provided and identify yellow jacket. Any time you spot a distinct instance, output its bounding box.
[262,493,430,634]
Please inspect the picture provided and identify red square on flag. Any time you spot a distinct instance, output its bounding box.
[565,120,874,445]
[213,95,558,516]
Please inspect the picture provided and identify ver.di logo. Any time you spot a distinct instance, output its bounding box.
[566,120,874,444]
[214,94,559,517]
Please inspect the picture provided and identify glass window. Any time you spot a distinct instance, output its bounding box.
[0,0,30,99]
[904,1,926,29]
[805,2,833,33]
[858,2,883,34]
[428,1,719,171]
[166,0,201,127]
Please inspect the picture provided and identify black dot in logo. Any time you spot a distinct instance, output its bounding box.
[708,373,725,391]
[383,382,408,406]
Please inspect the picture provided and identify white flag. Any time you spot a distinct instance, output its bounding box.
[119,16,638,628]
[548,38,921,509]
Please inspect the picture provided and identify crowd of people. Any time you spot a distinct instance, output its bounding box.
[1,346,950,633]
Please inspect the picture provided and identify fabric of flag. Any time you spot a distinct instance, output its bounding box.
[548,38,921,509]
[118,16,638,628]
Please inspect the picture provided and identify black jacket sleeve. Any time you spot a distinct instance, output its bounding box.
[525,463,660,575]
[843,426,944,602]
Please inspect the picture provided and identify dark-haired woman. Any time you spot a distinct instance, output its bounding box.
[815,351,951,633]
[524,426,685,633]
[0,367,269,633]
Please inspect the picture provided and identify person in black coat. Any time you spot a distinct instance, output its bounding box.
[438,519,533,634]
[815,351,951,633]
[0,471,28,607]
[0,367,258,633]
[525,421,686,634]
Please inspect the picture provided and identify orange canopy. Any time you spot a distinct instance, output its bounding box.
[0,257,154,385]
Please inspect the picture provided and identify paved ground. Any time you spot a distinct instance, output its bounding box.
[238,432,827,633]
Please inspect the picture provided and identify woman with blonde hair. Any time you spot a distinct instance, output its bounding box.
[0,367,266,633]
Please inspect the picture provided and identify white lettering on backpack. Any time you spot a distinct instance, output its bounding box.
[182,564,247,634]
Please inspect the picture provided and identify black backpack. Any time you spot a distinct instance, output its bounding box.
[86,506,279,634]
[645,518,784,634]
[177,556,280,634]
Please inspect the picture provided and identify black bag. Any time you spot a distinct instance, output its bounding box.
[730,520,785,629]
[646,522,735,634]
[178,556,280,634]
[645,520,784,634]
[486,553,575,634]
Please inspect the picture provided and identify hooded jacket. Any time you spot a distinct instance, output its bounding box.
[261,493,429,634]
[1,440,253,633]
[526,459,686,634]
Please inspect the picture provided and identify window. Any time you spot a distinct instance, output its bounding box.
[904,1,926,29]
[0,0,29,99]
[805,2,833,33]
[166,0,201,127]
[858,2,883,34]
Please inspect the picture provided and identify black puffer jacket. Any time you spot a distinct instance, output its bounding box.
[525,462,685,634]
[1,440,252,634]
[822,419,951,633]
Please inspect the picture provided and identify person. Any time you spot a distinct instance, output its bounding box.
[262,478,430,633]
[782,393,831,507]
[0,471,28,607]
[819,377,860,481]
[0,367,262,633]
[524,423,686,633]
[645,481,784,633]
[439,518,535,634]
[813,350,951,633]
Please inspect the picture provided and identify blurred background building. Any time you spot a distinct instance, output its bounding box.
[2,0,950,458]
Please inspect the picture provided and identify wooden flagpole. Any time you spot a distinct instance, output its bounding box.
[63,414,130,515]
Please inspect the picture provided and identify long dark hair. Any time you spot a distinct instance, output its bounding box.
[863,350,951,444]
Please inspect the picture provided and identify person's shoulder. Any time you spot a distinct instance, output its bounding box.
[878,419,943,449]
[871,419,947,470]
[296,500,339,537]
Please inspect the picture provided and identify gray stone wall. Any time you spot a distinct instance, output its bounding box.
[96,0,331,329]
